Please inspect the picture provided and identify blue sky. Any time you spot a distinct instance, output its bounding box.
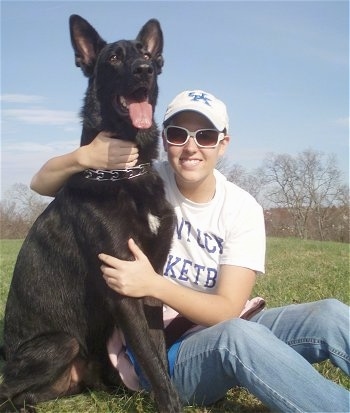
[1,0,349,198]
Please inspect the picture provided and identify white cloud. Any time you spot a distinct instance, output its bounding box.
[3,108,79,125]
[1,94,46,103]
[1,94,79,126]
[3,140,79,154]
[335,117,349,128]
[1,140,80,198]
[5,142,54,153]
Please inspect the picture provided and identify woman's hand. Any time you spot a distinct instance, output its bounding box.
[99,239,158,297]
[99,241,257,327]
[31,131,140,196]
[78,131,139,170]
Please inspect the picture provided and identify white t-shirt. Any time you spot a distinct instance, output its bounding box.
[108,161,266,390]
[155,161,266,294]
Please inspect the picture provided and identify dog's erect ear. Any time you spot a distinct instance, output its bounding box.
[69,15,107,77]
[136,19,164,74]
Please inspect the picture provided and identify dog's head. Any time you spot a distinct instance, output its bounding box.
[69,15,163,143]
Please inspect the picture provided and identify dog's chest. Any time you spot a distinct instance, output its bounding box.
[147,212,161,235]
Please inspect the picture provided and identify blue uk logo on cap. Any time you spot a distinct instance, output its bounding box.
[188,91,212,106]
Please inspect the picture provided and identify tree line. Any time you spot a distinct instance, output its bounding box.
[1,149,349,242]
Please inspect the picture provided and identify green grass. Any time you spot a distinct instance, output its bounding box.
[0,237,349,412]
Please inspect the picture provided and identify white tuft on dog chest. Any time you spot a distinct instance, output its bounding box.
[148,213,161,235]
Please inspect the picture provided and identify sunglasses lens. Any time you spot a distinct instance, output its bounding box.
[166,126,188,144]
[196,130,220,147]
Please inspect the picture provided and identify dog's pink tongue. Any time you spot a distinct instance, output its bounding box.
[129,101,152,129]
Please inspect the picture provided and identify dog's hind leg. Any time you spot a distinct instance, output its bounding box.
[0,333,83,412]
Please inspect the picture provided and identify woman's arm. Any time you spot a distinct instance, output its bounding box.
[30,132,139,197]
[99,239,256,327]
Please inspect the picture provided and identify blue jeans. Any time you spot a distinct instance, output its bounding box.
[171,299,350,412]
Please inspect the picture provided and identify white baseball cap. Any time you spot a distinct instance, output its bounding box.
[163,90,229,132]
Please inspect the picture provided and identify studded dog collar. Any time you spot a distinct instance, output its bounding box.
[84,163,151,181]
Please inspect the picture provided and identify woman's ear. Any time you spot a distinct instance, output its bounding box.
[218,135,230,157]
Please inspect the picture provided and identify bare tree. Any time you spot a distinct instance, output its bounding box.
[217,158,265,204]
[7,183,49,224]
[0,199,28,238]
[261,149,347,240]
[313,184,349,242]
[1,184,49,238]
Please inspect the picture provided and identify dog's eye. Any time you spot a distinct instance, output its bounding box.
[109,47,125,64]
[110,55,121,63]
[143,52,151,60]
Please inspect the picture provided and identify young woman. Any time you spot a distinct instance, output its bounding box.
[31,90,350,412]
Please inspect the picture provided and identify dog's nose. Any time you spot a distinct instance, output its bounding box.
[133,63,154,77]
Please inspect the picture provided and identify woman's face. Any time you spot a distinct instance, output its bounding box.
[163,111,229,195]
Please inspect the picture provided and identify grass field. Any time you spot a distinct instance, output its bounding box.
[0,237,349,412]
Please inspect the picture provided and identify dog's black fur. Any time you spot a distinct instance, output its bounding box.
[0,15,181,413]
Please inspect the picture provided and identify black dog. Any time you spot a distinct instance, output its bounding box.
[0,15,181,413]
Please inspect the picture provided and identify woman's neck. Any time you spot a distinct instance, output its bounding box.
[175,174,216,203]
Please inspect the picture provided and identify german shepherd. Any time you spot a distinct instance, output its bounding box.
[0,14,181,413]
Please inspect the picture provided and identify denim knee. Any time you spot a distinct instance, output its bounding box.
[214,317,271,351]
[287,299,350,373]
[308,298,348,326]
[318,298,346,314]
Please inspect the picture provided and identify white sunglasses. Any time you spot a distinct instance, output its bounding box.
[164,125,225,148]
